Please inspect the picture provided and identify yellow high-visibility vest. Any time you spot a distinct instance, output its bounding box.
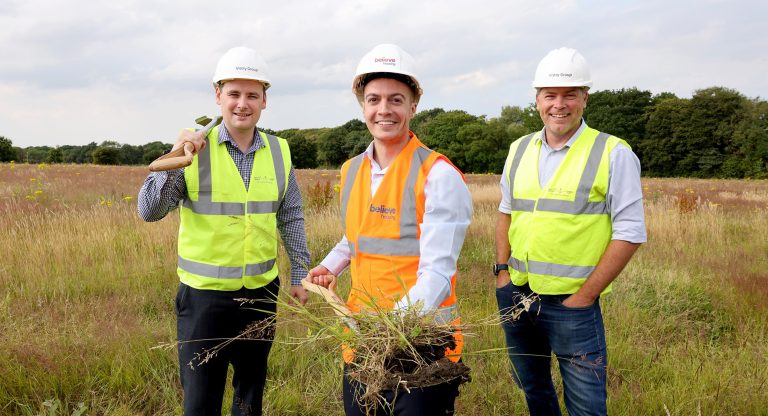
[504,127,629,295]
[178,127,291,291]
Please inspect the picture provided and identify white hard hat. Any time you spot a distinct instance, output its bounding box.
[352,43,423,100]
[532,47,592,89]
[212,46,271,90]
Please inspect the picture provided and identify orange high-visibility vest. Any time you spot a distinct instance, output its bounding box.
[339,133,463,363]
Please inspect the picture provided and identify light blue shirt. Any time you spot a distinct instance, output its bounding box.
[499,121,647,243]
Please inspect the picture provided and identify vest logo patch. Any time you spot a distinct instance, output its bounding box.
[369,204,397,220]
[252,175,275,185]
[545,186,574,198]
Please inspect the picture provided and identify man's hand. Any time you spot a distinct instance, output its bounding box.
[496,270,511,289]
[289,285,309,305]
[171,129,208,153]
[306,265,336,290]
[562,292,596,308]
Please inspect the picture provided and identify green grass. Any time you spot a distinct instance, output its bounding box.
[1,164,767,415]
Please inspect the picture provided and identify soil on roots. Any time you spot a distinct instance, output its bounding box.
[349,317,472,398]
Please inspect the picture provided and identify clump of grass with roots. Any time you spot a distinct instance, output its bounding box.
[156,280,538,411]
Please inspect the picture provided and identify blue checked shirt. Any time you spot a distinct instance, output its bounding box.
[137,124,311,286]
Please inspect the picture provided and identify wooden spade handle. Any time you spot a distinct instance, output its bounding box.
[301,276,360,332]
[301,276,352,317]
[147,116,221,172]
[148,142,195,172]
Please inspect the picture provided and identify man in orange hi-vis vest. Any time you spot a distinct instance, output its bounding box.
[306,44,473,415]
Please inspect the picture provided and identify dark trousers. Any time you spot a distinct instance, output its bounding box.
[342,364,461,416]
[176,278,279,416]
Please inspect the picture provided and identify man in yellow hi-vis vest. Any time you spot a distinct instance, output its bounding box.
[495,48,647,416]
[138,47,311,416]
[306,44,473,415]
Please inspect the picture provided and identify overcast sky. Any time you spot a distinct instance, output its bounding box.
[1,0,766,148]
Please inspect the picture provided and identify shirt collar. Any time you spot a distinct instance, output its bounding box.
[363,131,415,173]
[538,119,588,151]
[217,124,265,154]
[363,142,383,173]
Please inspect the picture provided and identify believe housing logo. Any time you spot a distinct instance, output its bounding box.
[369,204,396,214]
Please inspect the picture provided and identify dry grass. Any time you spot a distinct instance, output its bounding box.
[2,163,767,415]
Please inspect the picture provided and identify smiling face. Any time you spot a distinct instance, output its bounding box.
[362,77,417,146]
[535,86,588,145]
[215,79,267,137]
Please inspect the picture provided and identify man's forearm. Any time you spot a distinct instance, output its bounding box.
[572,240,641,303]
[495,212,512,263]
[137,170,185,222]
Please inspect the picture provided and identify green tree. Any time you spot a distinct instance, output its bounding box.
[46,147,64,163]
[317,119,367,167]
[639,97,691,176]
[120,144,144,165]
[497,105,541,145]
[92,146,121,165]
[683,87,745,177]
[723,98,768,178]
[418,110,483,172]
[463,118,512,173]
[281,129,319,169]
[411,107,446,136]
[57,142,98,164]
[142,141,173,164]
[22,146,51,163]
[0,136,15,162]
[583,88,653,153]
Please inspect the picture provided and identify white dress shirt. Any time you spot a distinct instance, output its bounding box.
[320,142,473,311]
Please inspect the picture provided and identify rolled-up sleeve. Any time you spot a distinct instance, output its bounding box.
[608,145,647,243]
[137,169,186,222]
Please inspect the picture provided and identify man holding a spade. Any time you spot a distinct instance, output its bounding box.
[138,46,311,416]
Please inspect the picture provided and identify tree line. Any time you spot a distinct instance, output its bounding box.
[1,86,765,178]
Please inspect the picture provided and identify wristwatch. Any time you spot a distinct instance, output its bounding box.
[493,263,509,276]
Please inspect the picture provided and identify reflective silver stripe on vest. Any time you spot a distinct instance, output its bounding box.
[184,131,286,215]
[509,132,610,215]
[346,146,431,257]
[508,256,594,279]
[245,258,277,276]
[183,198,245,215]
[178,256,276,279]
[357,235,420,256]
[434,304,459,325]
[528,260,594,279]
[263,133,287,206]
[246,201,281,214]
[507,256,527,273]
[507,133,536,212]
[341,154,365,234]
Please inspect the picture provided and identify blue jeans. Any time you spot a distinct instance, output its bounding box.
[496,283,607,416]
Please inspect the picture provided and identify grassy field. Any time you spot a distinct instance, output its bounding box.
[1,162,767,415]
